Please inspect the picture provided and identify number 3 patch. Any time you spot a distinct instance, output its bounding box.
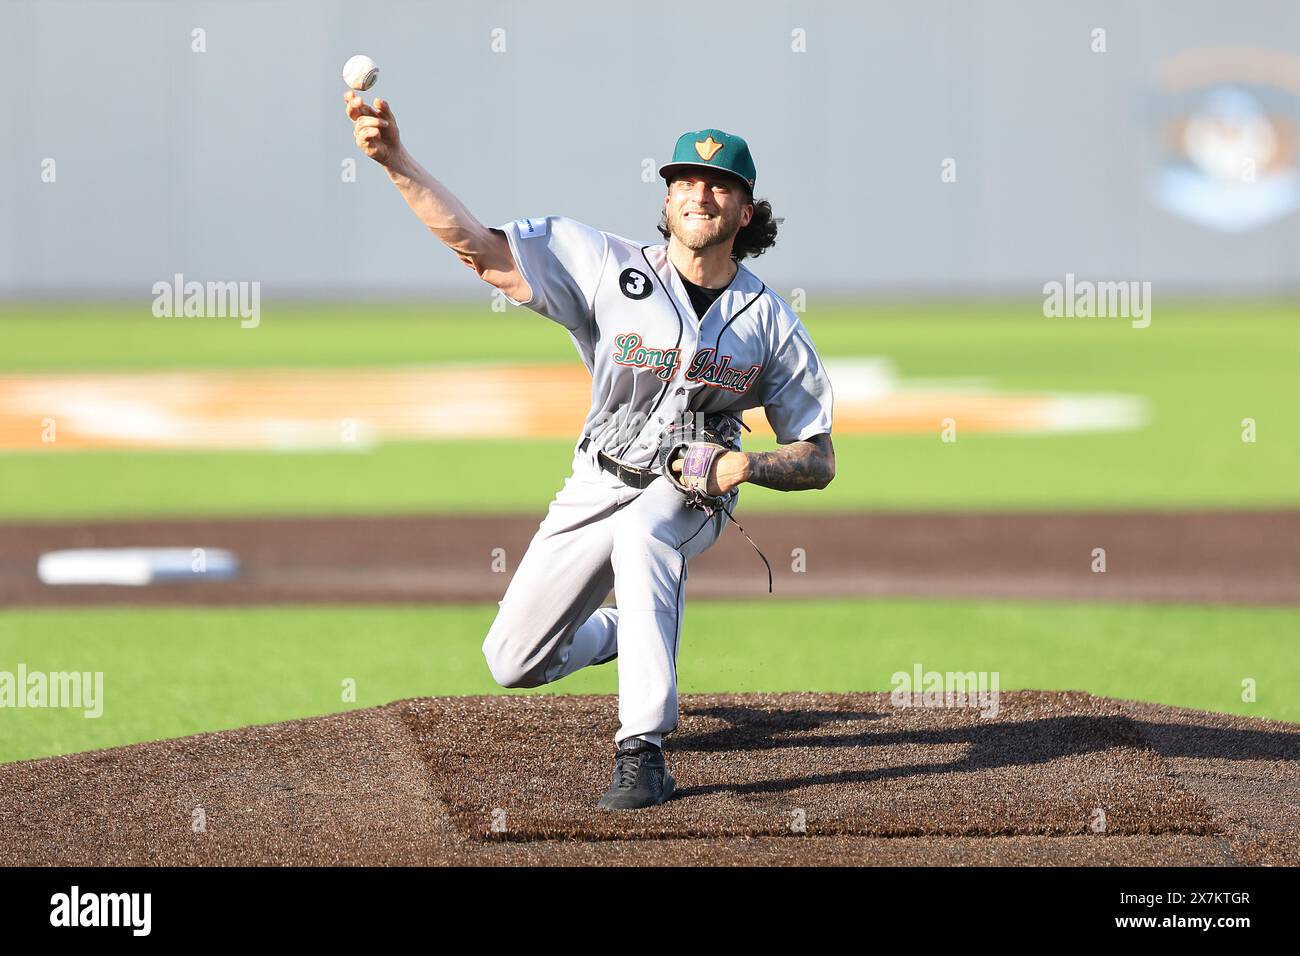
[619,268,653,300]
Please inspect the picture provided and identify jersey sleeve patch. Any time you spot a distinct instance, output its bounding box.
[514,217,549,239]
[496,215,607,334]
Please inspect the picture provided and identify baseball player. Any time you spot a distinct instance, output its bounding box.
[346,91,835,810]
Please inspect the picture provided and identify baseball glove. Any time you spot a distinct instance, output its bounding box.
[656,413,773,592]
[657,415,742,515]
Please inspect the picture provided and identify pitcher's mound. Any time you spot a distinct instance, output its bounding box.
[2,691,1296,866]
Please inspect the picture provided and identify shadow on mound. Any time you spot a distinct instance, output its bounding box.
[1,691,1295,866]
[405,692,1216,841]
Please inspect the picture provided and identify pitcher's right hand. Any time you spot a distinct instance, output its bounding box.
[344,91,401,167]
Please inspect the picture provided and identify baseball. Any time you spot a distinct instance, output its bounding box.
[342,54,379,91]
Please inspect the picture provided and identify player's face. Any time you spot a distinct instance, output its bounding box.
[664,174,754,252]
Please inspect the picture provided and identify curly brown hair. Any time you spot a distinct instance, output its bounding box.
[657,193,782,261]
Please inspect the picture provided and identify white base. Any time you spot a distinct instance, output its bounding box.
[37,548,239,586]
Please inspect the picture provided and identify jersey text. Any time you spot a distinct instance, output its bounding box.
[612,333,682,382]
[686,347,763,394]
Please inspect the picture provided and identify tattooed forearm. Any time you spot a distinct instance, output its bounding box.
[743,433,836,492]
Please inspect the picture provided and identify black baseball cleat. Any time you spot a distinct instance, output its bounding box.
[596,738,676,810]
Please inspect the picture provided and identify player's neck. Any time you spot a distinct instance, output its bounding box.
[666,237,738,290]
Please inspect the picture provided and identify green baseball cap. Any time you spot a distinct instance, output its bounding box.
[658,128,756,192]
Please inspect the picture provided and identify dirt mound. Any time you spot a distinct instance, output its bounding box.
[1,691,1295,866]
[406,692,1214,842]
[3,510,1298,606]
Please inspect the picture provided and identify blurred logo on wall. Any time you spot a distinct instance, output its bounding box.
[1153,47,1300,231]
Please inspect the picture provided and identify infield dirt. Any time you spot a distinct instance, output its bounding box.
[1,691,1295,866]
[3,510,1298,606]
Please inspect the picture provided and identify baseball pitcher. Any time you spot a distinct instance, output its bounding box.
[346,91,835,810]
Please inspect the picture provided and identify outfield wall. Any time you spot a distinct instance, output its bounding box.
[3,0,1300,295]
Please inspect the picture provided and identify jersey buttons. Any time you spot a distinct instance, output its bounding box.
[675,387,685,395]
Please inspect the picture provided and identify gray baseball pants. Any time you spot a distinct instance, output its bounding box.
[482,438,731,747]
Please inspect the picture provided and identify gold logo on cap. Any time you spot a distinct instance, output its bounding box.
[694,136,724,161]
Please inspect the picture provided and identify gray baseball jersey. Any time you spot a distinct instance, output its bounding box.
[495,216,834,462]
[482,214,834,750]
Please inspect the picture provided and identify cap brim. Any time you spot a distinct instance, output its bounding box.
[658,162,753,190]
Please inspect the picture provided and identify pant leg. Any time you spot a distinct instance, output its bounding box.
[482,450,634,688]
[609,477,733,746]
[546,605,619,682]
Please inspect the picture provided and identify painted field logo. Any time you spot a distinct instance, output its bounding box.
[0,665,103,718]
[151,272,261,329]
[612,332,681,381]
[685,348,763,394]
[1042,273,1152,329]
[50,886,151,936]
[890,663,1000,719]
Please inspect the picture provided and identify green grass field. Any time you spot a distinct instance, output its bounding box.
[2,599,1294,765]
[1,300,1296,765]
[2,300,1298,517]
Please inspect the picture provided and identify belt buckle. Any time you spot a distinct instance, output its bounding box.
[607,457,644,489]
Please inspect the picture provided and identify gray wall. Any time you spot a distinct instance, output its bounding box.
[4,0,1299,297]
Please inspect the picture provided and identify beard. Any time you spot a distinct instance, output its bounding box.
[665,203,744,252]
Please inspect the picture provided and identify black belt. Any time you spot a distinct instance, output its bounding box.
[580,436,659,489]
